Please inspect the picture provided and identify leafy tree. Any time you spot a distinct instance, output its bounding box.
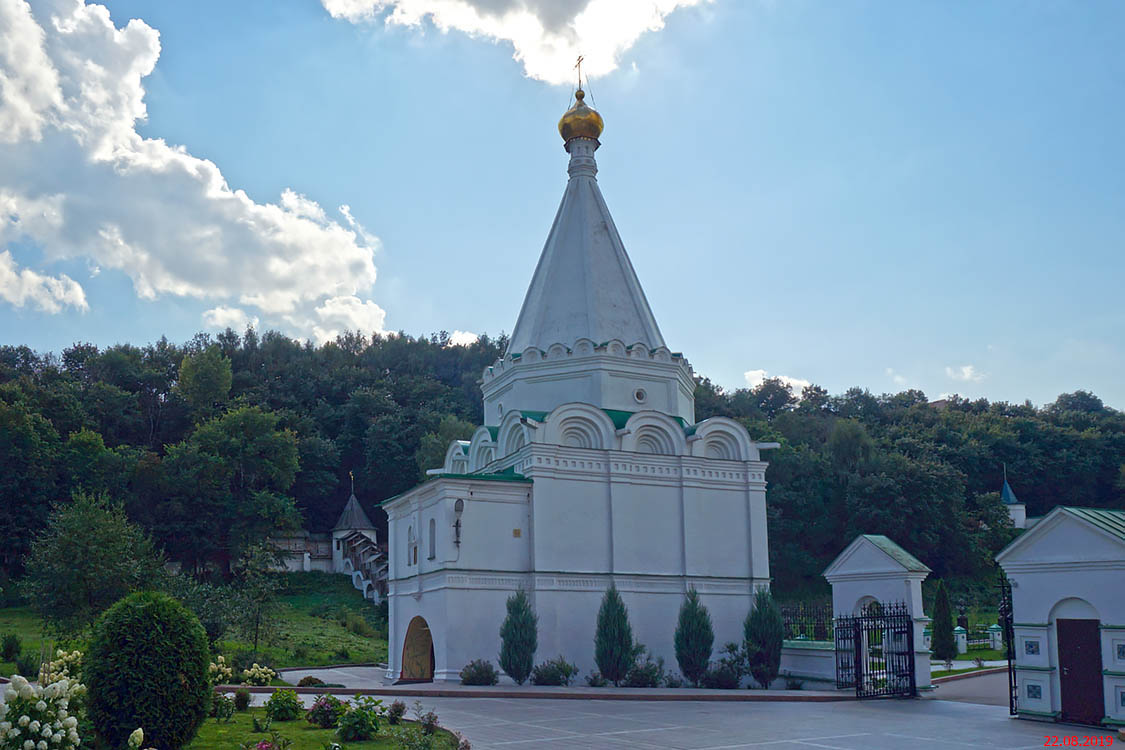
[21,492,163,633]
[827,419,873,474]
[177,345,233,419]
[232,543,284,652]
[931,580,957,665]
[163,573,237,645]
[594,584,634,686]
[498,589,538,685]
[415,414,477,476]
[743,587,784,689]
[674,587,714,686]
[0,401,59,575]
[163,406,300,573]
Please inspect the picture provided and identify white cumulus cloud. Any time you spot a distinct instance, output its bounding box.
[310,295,388,345]
[744,368,811,393]
[202,305,260,332]
[448,329,478,346]
[0,0,385,339]
[945,364,985,383]
[0,250,87,313]
[321,0,707,84]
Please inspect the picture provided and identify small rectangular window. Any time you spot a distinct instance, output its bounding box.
[1026,683,1041,700]
[1024,639,1039,656]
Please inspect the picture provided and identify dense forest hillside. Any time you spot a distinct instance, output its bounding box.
[2,329,1122,598]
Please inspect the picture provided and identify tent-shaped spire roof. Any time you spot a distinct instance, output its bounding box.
[1000,465,1021,505]
[506,94,666,355]
[334,492,375,531]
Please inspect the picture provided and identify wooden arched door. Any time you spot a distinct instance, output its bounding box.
[400,616,435,682]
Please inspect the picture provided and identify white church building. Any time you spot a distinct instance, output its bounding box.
[382,90,778,682]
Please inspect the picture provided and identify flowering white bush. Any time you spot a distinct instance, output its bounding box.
[39,650,82,686]
[241,663,276,686]
[0,674,86,750]
[208,656,233,686]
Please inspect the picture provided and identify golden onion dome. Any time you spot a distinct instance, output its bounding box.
[558,89,604,142]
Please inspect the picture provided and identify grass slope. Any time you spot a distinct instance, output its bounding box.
[188,710,456,749]
[0,607,52,676]
[219,572,388,669]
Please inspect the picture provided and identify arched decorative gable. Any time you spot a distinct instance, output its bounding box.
[497,410,532,458]
[468,426,498,472]
[621,412,687,456]
[691,417,755,461]
[442,440,470,474]
[542,403,618,451]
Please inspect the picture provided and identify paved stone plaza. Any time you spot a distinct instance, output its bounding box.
[413,696,1113,749]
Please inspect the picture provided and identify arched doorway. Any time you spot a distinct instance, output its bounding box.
[399,616,434,683]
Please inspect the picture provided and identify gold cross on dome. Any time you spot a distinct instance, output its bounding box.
[574,55,584,88]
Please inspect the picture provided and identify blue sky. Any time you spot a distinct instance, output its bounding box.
[2,0,1123,408]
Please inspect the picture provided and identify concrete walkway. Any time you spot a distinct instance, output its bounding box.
[932,671,1009,707]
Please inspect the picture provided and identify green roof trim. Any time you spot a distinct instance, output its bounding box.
[377,472,531,506]
[602,409,633,429]
[1060,506,1125,542]
[862,534,931,573]
[520,410,549,422]
[485,426,499,440]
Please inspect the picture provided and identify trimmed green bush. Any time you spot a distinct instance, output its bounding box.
[264,688,303,721]
[498,589,538,685]
[931,580,957,664]
[623,648,665,688]
[594,584,634,686]
[233,688,252,712]
[85,591,210,750]
[459,658,500,685]
[530,656,579,686]
[674,588,714,687]
[744,588,784,688]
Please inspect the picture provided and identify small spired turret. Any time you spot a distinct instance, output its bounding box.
[1001,467,1027,529]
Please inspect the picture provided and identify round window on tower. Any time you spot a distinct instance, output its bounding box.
[633,388,648,404]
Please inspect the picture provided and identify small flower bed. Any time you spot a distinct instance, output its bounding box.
[208,656,233,686]
[305,695,346,729]
[241,663,277,686]
[0,674,86,750]
[263,690,302,722]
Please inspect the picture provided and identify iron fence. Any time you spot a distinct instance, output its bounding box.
[780,601,834,642]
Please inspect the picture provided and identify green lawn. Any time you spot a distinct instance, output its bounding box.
[956,648,1005,661]
[2,572,388,680]
[188,710,456,749]
[0,606,58,677]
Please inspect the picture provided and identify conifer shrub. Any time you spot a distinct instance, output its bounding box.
[498,589,538,685]
[674,588,714,686]
[529,656,579,686]
[594,584,634,686]
[744,588,784,688]
[931,580,957,665]
[85,590,210,750]
[459,659,499,685]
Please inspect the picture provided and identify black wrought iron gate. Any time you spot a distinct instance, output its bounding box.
[834,601,916,698]
[999,574,1017,715]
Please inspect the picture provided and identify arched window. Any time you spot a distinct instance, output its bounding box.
[406,525,414,566]
[428,518,436,560]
